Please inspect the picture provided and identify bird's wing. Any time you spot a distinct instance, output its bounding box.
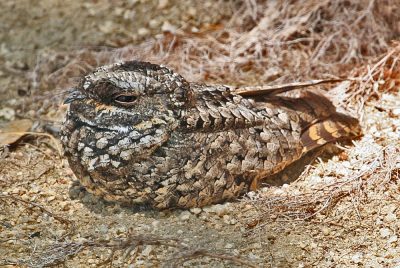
[238,86,361,154]
[232,79,345,97]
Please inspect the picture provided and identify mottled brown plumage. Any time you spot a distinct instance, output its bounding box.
[61,61,360,209]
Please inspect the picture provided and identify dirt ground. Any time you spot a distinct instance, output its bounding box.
[1,1,400,267]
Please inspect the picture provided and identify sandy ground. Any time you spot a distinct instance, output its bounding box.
[1,1,400,267]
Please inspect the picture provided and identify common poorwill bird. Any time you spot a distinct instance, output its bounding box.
[61,61,360,209]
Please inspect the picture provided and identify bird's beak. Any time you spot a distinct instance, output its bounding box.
[64,89,85,104]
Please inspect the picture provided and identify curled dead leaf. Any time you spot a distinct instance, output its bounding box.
[0,119,33,146]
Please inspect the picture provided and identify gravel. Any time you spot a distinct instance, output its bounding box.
[1,1,399,267]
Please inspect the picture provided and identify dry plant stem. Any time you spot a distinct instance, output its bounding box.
[27,234,257,268]
[167,249,258,268]
[345,43,400,112]
[20,142,55,161]
[245,145,398,233]
[32,0,399,94]
[0,194,72,227]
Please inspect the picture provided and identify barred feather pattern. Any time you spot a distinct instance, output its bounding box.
[61,61,360,209]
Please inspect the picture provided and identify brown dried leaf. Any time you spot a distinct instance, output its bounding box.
[0,119,33,146]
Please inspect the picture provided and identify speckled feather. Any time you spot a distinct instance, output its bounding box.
[61,61,360,209]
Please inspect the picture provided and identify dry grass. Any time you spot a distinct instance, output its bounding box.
[30,0,399,95]
[11,233,257,268]
[242,144,400,230]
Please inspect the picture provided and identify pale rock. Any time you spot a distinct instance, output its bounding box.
[392,108,400,116]
[142,245,153,256]
[388,235,398,244]
[0,107,15,120]
[380,228,391,238]
[322,227,330,236]
[179,211,191,221]
[384,212,397,223]
[188,7,197,17]
[98,21,114,34]
[212,204,230,216]
[138,27,150,36]
[225,243,234,249]
[149,19,159,29]
[223,214,230,224]
[161,21,177,33]
[157,0,169,9]
[190,207,202,215]
[351,252,363,264]
[151,220,160,228]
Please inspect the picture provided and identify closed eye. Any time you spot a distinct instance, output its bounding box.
[114,94,138,105]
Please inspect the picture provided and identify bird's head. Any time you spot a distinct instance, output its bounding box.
[62,60,192,181]
[65,61,189,133]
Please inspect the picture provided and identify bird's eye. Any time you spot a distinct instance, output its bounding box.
[114,94,137,105]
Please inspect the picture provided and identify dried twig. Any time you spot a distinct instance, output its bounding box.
[243,145,399,233]
[0,194,72,226]
[23,233,257,268]
[31,0,399,94]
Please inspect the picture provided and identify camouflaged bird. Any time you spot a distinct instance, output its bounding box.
[61,61,360,209]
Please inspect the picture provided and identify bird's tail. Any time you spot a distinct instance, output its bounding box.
[237,81,362,153]
[286,91,361,153]
[265,90,361,153]
[300,113,361,152]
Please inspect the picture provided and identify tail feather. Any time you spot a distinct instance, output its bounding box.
[247,87,361,152]
[265,91,361,152]
[301,113,361,153]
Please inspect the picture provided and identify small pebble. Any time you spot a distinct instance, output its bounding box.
[161,21,177,33]
[0,107,15,120]
[137,27,150,36]
[149,19,159,29]
[380,228,391,238]
[322,227,330,236]
[157,0,169,9]
[98,21,114,34]
[190,207,202,215]
[187,7,197,17]
[98,224,108,234]
[392,108,400,115]
[179,211,191,221]
[248,253,259,260]
[209,204,229,216]
[151,220,160,228]
[142,245,153,256]
[351,252,363,264]
[388,235,398,244]
[225,243,234,249]
[223,215,230,224]
[384,213,397,223]
[60,201,70,211]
